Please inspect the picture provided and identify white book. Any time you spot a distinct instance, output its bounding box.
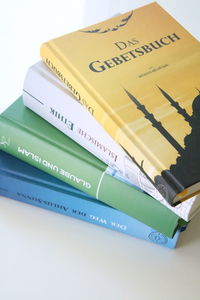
[23,61,199,221]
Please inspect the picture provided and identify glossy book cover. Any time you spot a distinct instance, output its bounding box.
[0,151,184,248]
[40,2,200,205]
[23,61,200,222]
[0,97,186,238]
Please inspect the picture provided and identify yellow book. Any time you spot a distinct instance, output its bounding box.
[40,2,200,206]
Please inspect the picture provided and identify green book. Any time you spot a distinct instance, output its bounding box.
[0,97,186,237]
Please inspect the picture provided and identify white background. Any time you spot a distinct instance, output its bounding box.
[1,1,200,299]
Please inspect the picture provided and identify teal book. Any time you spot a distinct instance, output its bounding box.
[0,97,186,238]
[0,151,184,248]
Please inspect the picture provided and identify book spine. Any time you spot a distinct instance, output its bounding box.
[0,117,105,196]
[40,43,109,125]
[23,62,163,201]
[22,63,198,223]
[0,168,180,248]
[0,115,182,238]
[40,43,163,199]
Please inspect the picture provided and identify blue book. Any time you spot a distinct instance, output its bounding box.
[0,151,185,248]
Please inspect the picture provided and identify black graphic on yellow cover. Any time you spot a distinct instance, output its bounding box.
[40,2,200,205]
[125,88,200,205]
[80,11,133,34]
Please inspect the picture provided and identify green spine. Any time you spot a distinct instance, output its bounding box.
[0,97,185,237]
[0,120,105,196]
[98,173,184,238]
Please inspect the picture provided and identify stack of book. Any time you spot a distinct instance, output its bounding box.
[1,2,200,248]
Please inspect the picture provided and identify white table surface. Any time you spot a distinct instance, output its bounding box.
[1,1,200,299]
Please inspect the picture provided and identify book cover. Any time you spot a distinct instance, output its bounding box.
[40,2,200,206]
[23,61,199,222]
[23,61,164,200]
[0,97,186,238]
[0,150,183,248]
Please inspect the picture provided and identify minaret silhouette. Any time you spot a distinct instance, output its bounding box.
[157,86,191,124]
[157,90,200,203]
[124,89,184,155]
[124,87,200,204]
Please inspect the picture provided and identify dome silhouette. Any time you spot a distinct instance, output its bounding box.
[125,87,200,204]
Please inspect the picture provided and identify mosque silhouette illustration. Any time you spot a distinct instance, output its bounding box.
[124,87,200,204]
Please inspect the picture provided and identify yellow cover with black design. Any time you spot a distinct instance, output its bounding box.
[40,2,200,206]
